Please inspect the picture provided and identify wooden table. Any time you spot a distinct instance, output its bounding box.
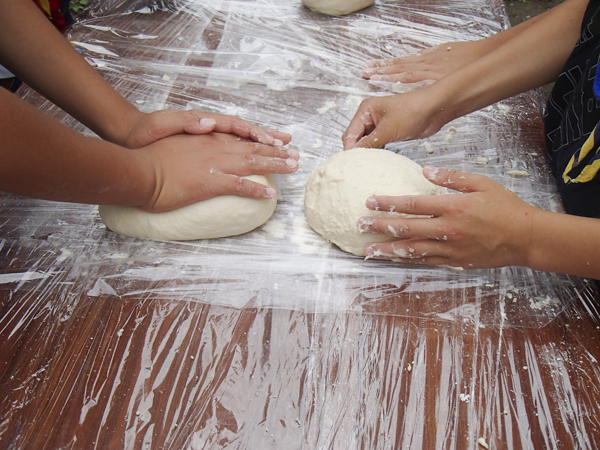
[1,0,599,448]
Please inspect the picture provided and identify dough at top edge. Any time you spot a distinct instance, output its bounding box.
[301,0,375,16]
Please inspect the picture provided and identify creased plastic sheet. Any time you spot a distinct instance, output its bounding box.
[1,0,600,448]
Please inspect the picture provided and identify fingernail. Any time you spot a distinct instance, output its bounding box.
[366,197,378,210]
[265,187,276,198]
[364,244,375,256]
[288,149,299,159]
[357,217,374,232]
[273,138,284,146]
[285,158,298,168]
[370,75,382,81]
[199,118,216,128]
[392,246,410,258]
[257,131,274,145]
[423,165,439,179]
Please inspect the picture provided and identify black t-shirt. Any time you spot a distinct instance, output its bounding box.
[544,0,600,218]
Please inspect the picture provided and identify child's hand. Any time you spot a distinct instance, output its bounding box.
[138,132,299,213]
[362,41,486,83]
[342,90,443,149]
[118,109,292,149]
[359,167,536,269]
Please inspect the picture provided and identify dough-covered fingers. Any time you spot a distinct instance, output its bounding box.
[342,103,377,149]
[364,239,452,264]
[365,194,446,217]
[423,166,494,192]
[209,173,278,200]
[358,216,442,240]
[364,58,435,83]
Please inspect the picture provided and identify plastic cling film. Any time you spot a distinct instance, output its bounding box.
[2,0,600,449]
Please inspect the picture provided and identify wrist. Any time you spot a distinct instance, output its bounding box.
[101,103,145,147]
[415,82,462,135]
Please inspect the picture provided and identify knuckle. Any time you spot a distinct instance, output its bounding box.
[244,154,259,166]
[401,70,415,82]
[402,196,419,214]
[396,223,410,237]
[183,110,198,121]
[234,177,246,194]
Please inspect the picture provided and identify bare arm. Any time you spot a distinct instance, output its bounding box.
[0,87,299,211]
[362,3,557,83]
[0,0,291,148]
[344,0,587,149]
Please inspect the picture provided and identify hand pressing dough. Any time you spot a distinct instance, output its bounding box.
[304,148,446,256]
[99,174,277,241]
[302,0,375,16]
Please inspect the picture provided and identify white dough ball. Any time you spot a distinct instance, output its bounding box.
[99,174,277,241]
[301,0,375,16]
[304,148,446,256]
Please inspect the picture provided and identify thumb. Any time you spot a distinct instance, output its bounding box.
[423,166,492,193]
[160,110,217,137]
[353,127,387,148]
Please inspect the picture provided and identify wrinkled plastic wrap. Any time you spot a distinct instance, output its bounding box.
[2,0,600,448]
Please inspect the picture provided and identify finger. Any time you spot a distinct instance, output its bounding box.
[365,194,448,217]
[209,174,278,200]
[342,106,376,150]
[221,140,300,160]
[209,115,285,146]
[364,239,452,263]
[357,215,443,240]
[353,128,387,149]
[423,166,493,193]
[364,57,398,69]
[364,61,414,77]
[144,110,216,142]
[370,69,438,84]
[217,153,299,177]
[264,128,293,145]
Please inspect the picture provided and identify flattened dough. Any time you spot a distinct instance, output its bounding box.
[304,148,446,256]
[302,0,375,16]
[99,174,277,241]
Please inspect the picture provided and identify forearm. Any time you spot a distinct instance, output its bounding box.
[0,89,155,206]
[0,0,140,145]
[479,0,570,50]
[526,209,600,280]
[427,0,586,127]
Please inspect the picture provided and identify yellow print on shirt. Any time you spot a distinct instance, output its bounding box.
[562,124,600,183]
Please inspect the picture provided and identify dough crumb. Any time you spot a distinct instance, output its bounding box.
[507,170,530,177]
[424,141,434,154]
[444,127,456,142]
[317,101,337,115]
[477,437,489,449]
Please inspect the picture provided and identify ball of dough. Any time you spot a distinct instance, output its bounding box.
[99,174,277,241]
[301,0,375,16]
[304,148,446,256]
